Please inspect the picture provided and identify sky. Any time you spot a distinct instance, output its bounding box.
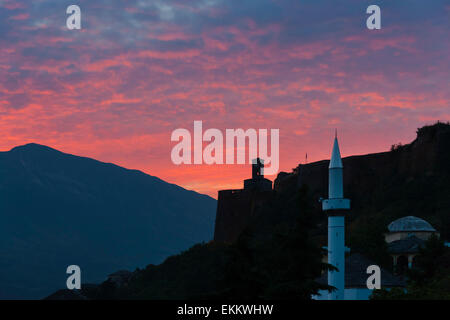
[0,0,449,198]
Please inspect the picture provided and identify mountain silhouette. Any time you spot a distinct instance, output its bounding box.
[0,143,216,299]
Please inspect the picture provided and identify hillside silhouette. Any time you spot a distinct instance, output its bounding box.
[0,144,216,299]
[47,122,450,300]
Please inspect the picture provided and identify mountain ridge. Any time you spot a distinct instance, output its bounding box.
[0,143,216,299]
[6,143,203,194]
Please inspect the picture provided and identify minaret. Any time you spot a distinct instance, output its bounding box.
[322,132,350,300]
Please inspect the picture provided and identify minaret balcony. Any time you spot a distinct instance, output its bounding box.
[322,198,350,211]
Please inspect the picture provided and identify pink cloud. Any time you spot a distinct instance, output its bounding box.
[9,13,29,20]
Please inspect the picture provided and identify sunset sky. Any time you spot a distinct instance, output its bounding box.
[0,0,449,198]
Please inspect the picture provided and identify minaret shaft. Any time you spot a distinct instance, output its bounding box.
[329,168,343,199]
[327,216,345,300]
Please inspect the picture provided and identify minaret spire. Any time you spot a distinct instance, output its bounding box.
[329,135,343,169]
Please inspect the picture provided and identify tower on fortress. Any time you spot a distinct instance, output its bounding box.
[322,132,351,300]
[243,158,272,191]
[213,158,272,243]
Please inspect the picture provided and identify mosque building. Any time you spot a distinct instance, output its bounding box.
[385,216,440,273]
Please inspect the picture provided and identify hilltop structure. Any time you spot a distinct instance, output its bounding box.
[243,158,272,191]
[213,158,272,242]
[213,123,450,299]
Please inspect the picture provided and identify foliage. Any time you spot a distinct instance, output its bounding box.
[216,185,334,299]
[390,143,403,151]
[347,213,391,270]
[89,185,333,300]
[416,121,450,138]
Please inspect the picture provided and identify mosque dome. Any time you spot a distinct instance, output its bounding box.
[388,216,436,232]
